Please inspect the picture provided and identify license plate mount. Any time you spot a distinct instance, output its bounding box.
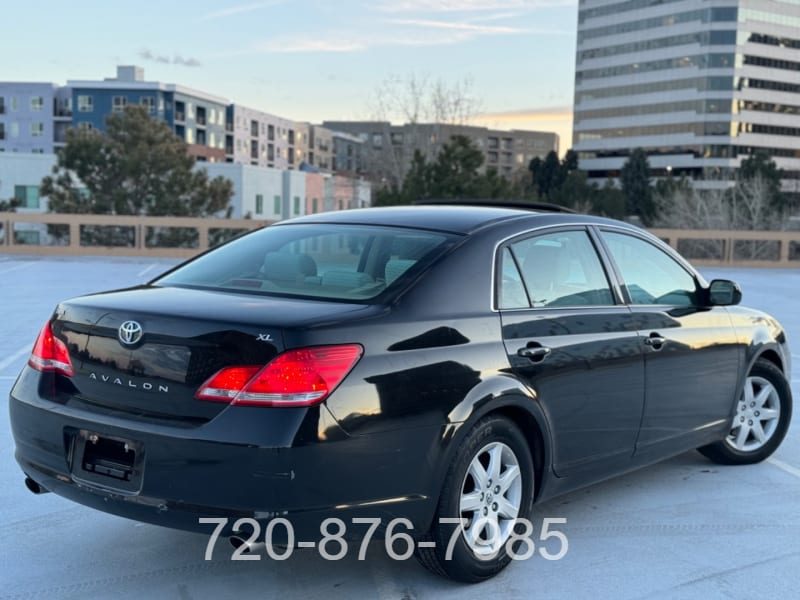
[71,430,144,494]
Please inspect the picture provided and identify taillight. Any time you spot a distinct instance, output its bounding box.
[28,321,75,377]
[195,344,363,407]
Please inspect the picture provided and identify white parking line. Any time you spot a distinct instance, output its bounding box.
[0,263,30,275]
[768,458,800,480]
[137,263,156,277]
[0,345,32,374]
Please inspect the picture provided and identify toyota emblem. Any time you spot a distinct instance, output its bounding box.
[118,321,143,346]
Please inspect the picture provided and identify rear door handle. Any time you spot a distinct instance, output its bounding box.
[643,334,667,348]
[517,346,551,362]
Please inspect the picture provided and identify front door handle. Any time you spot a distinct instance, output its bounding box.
[517,346,551,362]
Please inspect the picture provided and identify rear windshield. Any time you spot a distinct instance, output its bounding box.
[155,224,459,302]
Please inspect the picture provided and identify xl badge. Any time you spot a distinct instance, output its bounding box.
[118,321,144,346]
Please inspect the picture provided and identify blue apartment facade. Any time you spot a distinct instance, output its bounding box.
[69,67,228,162]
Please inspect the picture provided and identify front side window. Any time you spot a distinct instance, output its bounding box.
[601,231,698,306]
[30,96,44,111]
[155,225,458,302]
[500,230,614,308]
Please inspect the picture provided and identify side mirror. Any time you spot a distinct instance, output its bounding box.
[708,279,742,306]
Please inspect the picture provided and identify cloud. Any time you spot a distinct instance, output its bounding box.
[475,105,574,121]
[198,0,285,22]
[250,38,367,54]
[387,18,525,33]
[138,48,202,67]
[376,0,575,12]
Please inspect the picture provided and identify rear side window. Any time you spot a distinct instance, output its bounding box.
[500,230,614,308]
[155,224,457,302]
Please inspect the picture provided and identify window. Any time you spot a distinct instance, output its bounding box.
[10,122,19,138]
[251,120,259,137]
[601,231,697,306]
[187,102,194,120]
[112,96,127,112]
[501,230,614,309]
[293,196,300,215]
[288,129,295,145]
[186,128,194,144]
[268,124,275,140]
[250,139,258,159]
[372,133,383,148]
[30,96,44,111]
[14,185,40,209]
[0,123,4,140]
[140,96,156,114]
[255,194,264,215]
[0,96,5,114]
[273,195,281,214]
[312,198,318,213]
[78,122,93,131]
[155,224,456,302]
[14,230,40,244]
[30,122,44,137]
[10,96,18,111]
[267,144,275,161]
[77,95,93,112]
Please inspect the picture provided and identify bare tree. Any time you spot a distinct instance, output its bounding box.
[654,174,789,260]
[366,74,483,187]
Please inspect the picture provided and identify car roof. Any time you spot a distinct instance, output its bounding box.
[278,205,623,235]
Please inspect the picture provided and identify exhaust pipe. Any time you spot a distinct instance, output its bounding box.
[229,535,266,555]
[24,476,50,495]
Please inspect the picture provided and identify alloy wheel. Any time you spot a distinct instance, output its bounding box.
[725,375,781,452]
[459,441,523,556]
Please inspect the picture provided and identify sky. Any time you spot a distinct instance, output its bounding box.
[3,0,578,150]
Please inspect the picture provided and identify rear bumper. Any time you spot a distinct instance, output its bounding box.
[9,367,441,540]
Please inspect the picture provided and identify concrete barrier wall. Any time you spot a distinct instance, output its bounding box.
[1,212,799,267]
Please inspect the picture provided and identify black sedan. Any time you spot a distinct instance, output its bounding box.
[9,204,792,582]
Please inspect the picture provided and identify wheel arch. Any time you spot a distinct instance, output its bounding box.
[756,348,784,374]
[435,378,554,507]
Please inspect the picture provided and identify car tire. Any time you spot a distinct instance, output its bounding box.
[698,358,792,465]
[415,415,535,582]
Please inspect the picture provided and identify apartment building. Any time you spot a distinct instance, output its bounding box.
[573,0,800,189]
[0,82,70,154]
[322,120,559,186]
[226,104,299,169]
[67,66,228,162]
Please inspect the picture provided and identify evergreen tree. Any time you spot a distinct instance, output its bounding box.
[620,148,656,224]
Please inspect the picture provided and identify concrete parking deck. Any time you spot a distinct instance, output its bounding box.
[1,255,798,600]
